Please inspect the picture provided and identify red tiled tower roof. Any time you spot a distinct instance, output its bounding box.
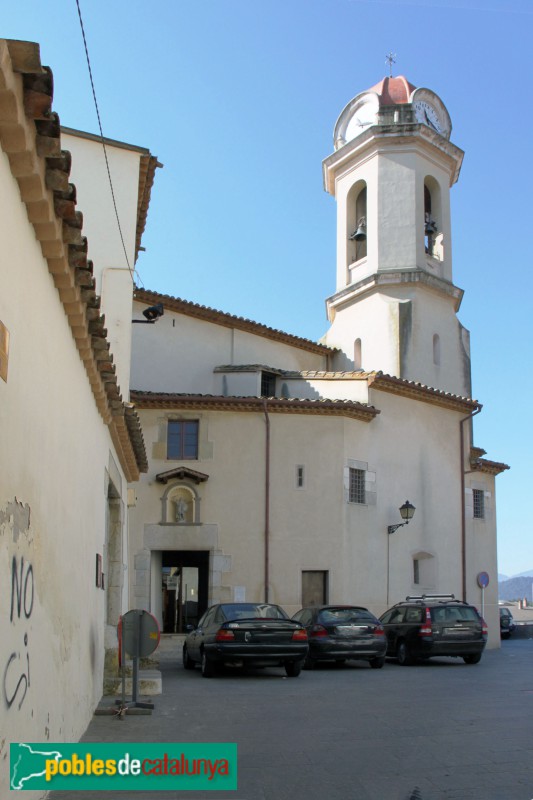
[368,75,417,105]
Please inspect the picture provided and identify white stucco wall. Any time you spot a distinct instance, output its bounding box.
[130,303,329,394]
[0,146,128,799]
[63,131,144,399]
[128,382,500,650]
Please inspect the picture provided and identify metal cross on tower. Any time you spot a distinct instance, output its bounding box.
[385,52,396,77]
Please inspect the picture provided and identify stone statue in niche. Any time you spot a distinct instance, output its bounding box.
[175,497,188,523]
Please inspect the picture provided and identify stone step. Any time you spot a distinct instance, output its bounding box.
[103,669,162,697]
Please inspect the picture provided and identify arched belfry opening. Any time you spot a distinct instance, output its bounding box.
[347,182,367,268]
[424,177,443,260]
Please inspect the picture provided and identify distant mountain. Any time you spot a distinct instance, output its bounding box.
[499,576,533,602]
[498,574,509,582]
[513,569,533,579]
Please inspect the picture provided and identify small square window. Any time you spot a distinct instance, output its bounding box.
[348,468,365,504]
[473,489,485,519]
[167,420,199,460]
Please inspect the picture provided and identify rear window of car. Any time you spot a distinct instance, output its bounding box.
[430,606,479,623]
[317,608,374,624]
[220,604,288,621]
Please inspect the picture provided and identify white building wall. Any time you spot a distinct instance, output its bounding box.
[128,384,499,648]
[0,144,128,799]
[63,132,144,399]
[130,303,328,394]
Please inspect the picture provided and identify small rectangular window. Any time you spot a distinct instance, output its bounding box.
[296,465,305,489]
[413,559,420,585]
[261,372,276,397]
[473,489,485,519]
[167,420,199,460]
[348,468,365,504]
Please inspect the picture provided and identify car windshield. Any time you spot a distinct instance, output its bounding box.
[317,607,374,624]
[220,603,289,621]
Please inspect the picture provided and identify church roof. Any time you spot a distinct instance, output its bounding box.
[213,367,481,413]
[368,75,417,106]
[470,451,510,476]
[130,392,379,422]
[367,372,481,413]
[134,288,335,356]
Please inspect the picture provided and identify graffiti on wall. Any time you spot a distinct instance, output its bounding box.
[1,499,33,712]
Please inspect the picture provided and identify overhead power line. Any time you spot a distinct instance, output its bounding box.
[75,0,141,286]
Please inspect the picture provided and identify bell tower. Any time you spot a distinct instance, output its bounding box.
[323,75,471,397]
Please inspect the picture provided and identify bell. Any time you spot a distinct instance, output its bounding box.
[350,219,367,242]
[424,214,437,235]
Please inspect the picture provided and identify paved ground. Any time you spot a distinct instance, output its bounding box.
[48,636,533,800]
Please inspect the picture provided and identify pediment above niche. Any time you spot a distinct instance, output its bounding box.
[156,466,209,484]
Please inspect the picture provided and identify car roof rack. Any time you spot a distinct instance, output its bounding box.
[405,594,456,602]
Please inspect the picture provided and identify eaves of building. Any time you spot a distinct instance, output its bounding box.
[130,391,379,423]
[134,288,337,358]
[0,39,148,479]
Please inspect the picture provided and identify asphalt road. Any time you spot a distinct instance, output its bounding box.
[48,637,533,800]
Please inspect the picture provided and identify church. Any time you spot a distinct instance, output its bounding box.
[127,74,508,646]
[1,36,509,797]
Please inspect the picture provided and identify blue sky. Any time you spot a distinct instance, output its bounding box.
[3,0,531,577]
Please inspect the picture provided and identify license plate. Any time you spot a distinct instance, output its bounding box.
[335,625,367,636]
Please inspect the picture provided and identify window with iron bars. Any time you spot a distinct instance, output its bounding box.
[348,468,366,504]
[261,371,276,397]
[473,489,485,519]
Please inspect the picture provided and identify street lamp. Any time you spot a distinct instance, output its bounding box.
[387,500,416,605]
[387,501,416,535]
[132,303,164,324]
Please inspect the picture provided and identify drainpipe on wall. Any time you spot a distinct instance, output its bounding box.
[460,406,482,602]
[263,399,270,603]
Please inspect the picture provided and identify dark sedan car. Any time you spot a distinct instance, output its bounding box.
[183,602,308,678]
[292,605,387,669]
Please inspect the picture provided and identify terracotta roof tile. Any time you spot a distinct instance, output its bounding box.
[0,39,148,478]
[130,391,379,422]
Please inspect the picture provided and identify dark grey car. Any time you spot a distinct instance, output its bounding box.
[380,595,487,665]
[292,605,387,669]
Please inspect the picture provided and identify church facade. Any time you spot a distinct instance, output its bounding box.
[128,75,508,646]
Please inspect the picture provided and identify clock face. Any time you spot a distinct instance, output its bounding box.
[345,99,378,142]
[414,100,443,134]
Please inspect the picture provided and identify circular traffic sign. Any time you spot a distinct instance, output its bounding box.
[120,609,160,658]
[477,571,490,589]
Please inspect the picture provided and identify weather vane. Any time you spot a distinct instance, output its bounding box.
[385,52,396,78]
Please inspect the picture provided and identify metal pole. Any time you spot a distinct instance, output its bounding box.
[120,616,126,708]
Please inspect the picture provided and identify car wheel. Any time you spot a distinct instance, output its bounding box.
[303,654,316,670]
[182,645,195,670]
[369,656,385,669]
[201,651,215,678]
[397,640,414,666]
[285,661,302,677]
[501,632,510,640]
[463,653,482,665]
